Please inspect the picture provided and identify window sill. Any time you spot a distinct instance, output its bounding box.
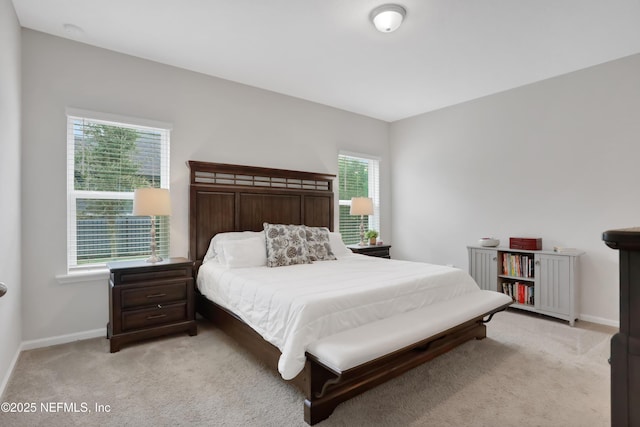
[56,269,109,285]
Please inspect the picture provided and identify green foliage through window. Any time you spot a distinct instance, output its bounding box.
[338,153,380,245]
[338,156,368,201]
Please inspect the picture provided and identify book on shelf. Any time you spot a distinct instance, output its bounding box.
[502,253,534,278]
[501,281,534,306]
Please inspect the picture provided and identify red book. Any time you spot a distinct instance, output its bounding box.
[518,283,524,304]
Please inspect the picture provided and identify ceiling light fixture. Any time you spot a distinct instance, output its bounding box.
[63,23,84,37]
[370,4,406,33]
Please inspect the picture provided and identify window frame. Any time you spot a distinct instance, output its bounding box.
[338,151,381,244]
[65,108,172,272]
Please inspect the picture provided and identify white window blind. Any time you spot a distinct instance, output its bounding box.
[66,111,170,271]
[338,152,380,244]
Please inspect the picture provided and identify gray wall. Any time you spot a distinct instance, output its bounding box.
[390,53,640,325]
[20,29,390,341]
[16,25,635,345]
[0,0,22,394]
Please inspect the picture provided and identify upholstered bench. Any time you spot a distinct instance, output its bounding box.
[308,290,512,373]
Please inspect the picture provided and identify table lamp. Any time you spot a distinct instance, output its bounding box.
[350,197,373,246]
[133,188,171,263]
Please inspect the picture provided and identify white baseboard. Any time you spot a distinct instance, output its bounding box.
[579,314,619,328]
[21,328,107,351]
[0,345,22,400]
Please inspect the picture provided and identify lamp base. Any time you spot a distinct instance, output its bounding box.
[358,214,367,246]
[146,254,163,263]
[146,216,163,263]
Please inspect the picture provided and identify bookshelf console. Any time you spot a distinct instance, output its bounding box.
[467,246,583,326]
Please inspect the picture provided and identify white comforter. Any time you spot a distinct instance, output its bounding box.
[197,254,481,380]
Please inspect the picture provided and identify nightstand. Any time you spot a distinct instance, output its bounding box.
[347,244,392,259]
[107,257,197,352]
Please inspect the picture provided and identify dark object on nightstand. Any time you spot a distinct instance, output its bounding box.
[347,244,391,259]
[107,257,197,352]
[602,227,640,427]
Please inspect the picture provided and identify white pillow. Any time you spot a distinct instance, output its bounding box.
[202,231,265,264]
[220,237,267,268]
[329,232,352,258]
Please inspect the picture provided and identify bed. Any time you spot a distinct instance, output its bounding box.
[188,161,512,424]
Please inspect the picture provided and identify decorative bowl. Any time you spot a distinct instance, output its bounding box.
[479,238,500,247]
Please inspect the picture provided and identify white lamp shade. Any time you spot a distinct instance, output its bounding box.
[133,188,171,216]
[371,4,406,33]
[350,197,374,216]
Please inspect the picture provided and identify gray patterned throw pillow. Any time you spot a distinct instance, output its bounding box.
[263,223,311,267]
[305,226,337,261]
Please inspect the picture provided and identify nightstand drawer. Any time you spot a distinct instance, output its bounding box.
[114,266,192,285]
[122,302,187,331]
[121,280,189,309]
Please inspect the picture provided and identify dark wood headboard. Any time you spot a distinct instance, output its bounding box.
[188,161,336,264]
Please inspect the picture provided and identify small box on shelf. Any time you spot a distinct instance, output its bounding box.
[509,237,542,250]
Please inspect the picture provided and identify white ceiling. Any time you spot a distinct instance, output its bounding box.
[12,0,640,122]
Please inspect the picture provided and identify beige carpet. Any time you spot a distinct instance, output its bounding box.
[1,310,614,426]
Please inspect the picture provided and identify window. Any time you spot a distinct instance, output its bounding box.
[66,109,170,271]
[338,152,380,244]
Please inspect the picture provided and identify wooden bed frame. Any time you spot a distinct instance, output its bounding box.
[188,160,509,424]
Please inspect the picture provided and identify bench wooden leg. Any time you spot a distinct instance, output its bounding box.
[304,397,339,425]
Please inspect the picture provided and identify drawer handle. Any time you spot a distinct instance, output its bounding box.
[146,293,167,298]
[146,314,167,320]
